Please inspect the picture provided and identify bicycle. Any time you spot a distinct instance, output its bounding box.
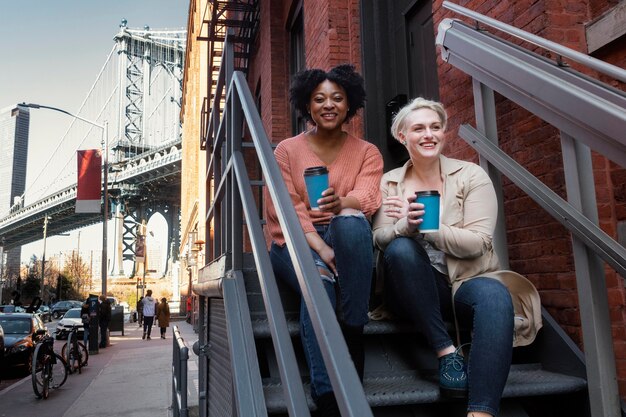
[60,324,89,374]
[31,330,68,399]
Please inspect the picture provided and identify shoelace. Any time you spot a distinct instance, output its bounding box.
[442,353,465,371]
[442,343,471,371]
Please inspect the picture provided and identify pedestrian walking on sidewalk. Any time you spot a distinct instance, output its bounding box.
[136,296,144,326]
[142,290,157,340]
[156,297,171,339]
[98,295,112,348]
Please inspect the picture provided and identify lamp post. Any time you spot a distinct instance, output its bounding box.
[41,215,49,298]
[21,102,109,297]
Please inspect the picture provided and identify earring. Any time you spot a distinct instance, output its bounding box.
[401,140,407,146]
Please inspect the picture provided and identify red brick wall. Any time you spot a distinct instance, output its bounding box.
[433,0,626,397]
[302,0,364,138]
[247,1,290,143]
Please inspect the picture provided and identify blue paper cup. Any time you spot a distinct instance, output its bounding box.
[304,166,329,210]
[415,190,440,233]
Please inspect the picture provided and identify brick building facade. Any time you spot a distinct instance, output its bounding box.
[181,0,626,398]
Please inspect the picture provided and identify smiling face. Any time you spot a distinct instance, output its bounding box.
[307,80,349,133]
[399,108,445,161]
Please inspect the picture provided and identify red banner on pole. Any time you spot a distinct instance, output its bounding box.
[76,149,102,213]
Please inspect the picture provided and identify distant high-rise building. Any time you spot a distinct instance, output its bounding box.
[0,104,30,282]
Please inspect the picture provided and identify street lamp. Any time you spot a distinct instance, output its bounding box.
[41,215,49,298]
[20,102,110,297]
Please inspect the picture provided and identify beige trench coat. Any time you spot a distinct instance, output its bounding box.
[372,156,542,347]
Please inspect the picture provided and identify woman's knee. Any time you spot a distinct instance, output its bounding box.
[338,208,361,216]
[329,212,370,235]
[384,237,427,264]
[464,278,513,318]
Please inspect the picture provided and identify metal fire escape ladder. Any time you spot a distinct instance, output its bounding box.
[437,2,626,417]
[199,0,260,150]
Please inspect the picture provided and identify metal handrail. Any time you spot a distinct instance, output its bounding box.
[198,28,372,416]
[442,1,626,83]
[172,325,189,417]
[459,124,626,278]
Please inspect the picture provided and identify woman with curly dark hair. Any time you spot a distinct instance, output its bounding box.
[266,64,383,416]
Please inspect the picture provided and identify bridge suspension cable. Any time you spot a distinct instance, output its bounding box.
[18,24,185,211]
[21,44,119,206]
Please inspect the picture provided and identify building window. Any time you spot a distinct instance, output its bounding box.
[289,10,306,135]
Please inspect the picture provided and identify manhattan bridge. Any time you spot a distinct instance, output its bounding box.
[0,20,186,285]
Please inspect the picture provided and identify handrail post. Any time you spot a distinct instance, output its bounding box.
[172,325,189,417]
[472,79,510,269]
[231,81,243,272]
[197,295,208,417]
[223,29,235,271]
[561,133,620,416]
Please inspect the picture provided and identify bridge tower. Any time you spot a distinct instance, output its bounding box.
[113,19,185,159]
[109,20,185,278]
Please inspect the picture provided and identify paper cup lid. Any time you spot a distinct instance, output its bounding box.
[415,190,440,197]
[304,166,328,176]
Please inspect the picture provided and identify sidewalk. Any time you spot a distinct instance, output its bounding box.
[0,317,199,417]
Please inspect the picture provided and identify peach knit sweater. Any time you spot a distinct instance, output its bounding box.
[266,132,383,246]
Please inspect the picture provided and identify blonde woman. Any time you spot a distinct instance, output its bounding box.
[372,97,541,417]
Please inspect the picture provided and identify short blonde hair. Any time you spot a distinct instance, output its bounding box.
[390,97,447,140]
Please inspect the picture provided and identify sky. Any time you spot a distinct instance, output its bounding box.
[0,1,188,269]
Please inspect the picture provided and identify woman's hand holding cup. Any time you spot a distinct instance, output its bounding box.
[384,196,424,232]
[405,198,425,233]
[318,187,342,214]
[383,196,410,219]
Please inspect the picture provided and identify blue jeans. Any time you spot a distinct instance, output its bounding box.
[143,316,154,336]
[99,321,109,347]
[383,237,514,416]
[270,214,373,399]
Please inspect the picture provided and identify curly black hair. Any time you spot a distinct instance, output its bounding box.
[289,64,366,124]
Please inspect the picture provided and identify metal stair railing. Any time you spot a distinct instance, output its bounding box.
[437,2,626,416]
[195,29,372,417]
[172,325,190,417]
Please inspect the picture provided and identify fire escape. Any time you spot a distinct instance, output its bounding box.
[199,0,260,150]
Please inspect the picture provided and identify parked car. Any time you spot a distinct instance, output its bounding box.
[55,308,85,340]
[0,313,47,371]
[51,300,83,319]
[0,305,26,313]
[0,323,4,369]
[36,305,52,322]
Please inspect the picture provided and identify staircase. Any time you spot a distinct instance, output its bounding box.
[202,254,588,417]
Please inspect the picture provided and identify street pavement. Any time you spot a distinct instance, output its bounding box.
[0,317,199,417]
